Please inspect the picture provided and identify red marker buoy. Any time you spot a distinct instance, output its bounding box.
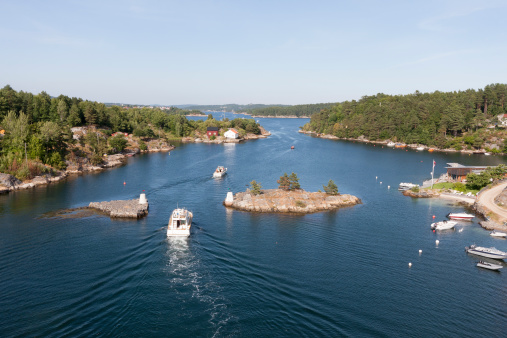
[123,181,126,185]
[432,215,435,219]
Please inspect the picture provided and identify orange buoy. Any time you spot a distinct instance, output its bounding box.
[432,215,435,218]
[123,181,126,185]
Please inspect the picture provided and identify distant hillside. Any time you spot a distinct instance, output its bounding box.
[181,104,288,112]
[242,103,337,117]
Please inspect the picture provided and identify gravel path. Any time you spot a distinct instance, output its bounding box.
[477,181,507,222]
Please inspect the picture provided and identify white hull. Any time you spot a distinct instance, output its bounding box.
[466,245,507,260]
[167,208,193,237]
[477,261,503,270]
[387,142,395,147]
[416,146,425,151]
[490,231,507,238]
[447,213,474,221]
[431,220,457,230]
[213,166,227,178]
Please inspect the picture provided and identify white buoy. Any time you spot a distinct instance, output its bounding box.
[380,181,382,184]
[408,262,412,267]
[436,240,440,246]
[139,193,148,204]
[419,249,422,254]
[376,176,378,180]
[388,185,390,189]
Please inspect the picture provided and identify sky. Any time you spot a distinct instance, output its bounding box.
[1,0,506,105]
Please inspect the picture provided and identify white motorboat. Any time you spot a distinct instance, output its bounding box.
[416,146,425,151]
[490,230,507,238]
[213,166,227,178]
[431,220,457,230]
[447,212,475,221]
[167,208,193,237]
[476,261,503,270]
[465,245,507,260]
[398,182,419,191]
[387,141,395,147]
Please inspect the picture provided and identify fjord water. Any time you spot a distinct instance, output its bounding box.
[1,114,507,337]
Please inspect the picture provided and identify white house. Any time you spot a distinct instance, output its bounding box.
[224,128,239,139]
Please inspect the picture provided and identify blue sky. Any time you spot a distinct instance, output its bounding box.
[1,0,506,105]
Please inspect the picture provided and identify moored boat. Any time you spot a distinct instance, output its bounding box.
[394,143,406,148]
[398,182,419,191]
[431,220,457,230]
[490,230,507,238]
[167,208,193,237]
[465,245,507,260]
[447,212,475,221]
[476,261,503,270]
[213,166,227,178]
[387,141,395,147]
[416,146,425,151]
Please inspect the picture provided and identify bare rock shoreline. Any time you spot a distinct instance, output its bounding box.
[89,198,148,218]
[224,189,361,213]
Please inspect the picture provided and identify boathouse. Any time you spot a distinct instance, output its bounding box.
[206,127,219,138]
[446,163,489,182]
[224,128,239,139]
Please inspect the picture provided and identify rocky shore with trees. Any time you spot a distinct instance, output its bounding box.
[224,173,361,213]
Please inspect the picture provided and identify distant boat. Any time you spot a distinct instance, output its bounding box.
[490,230,507,238]
[416,146,425,151]
[431,220,457,231]
[291,145,295,150]
[447,213,475,221]
[387,141,395,147]
[428,148,434,152]
[398,182,419,191]
[465,245,507,259]
[394,143,406,148]
[167,208,193,237]
[213,166,227,178]
[484,152,491,156]
[476,261,503,270]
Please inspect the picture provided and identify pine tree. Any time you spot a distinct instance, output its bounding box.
[288,172,300,190]
[323,180,338,195]
[277,173,290,190]
[250,180,262,195]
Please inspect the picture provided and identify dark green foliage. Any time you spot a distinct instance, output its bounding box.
[288,172,300,190]
[277,173,290,190]
[109,134,128,153]
[466,165,507,190]
[323,180,339,195]
[250,180,262,195]
[303,84,507,146]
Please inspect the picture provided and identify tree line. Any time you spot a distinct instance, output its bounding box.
[242,103,337,117]
[302,84,507,150]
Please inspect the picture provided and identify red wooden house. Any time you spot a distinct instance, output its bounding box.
[207,127,219,137]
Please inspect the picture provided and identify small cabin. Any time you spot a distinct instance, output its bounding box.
[224,128,239,139]
[446,163,489,182]
[206,127,219,138]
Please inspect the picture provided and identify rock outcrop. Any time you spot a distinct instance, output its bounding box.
[402,189,440,198]
[224,189,361,213]
[89,198,149,218]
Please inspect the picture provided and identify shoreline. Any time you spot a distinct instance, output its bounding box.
[299,130,499,155]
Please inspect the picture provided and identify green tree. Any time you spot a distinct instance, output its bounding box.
[109,134,128,152]
[277,173,290,190]
[323,179,339,195]
[250,180,262,195]
[288,172,300,190]
[2,110,29,153]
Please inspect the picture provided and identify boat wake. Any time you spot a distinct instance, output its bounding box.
[164,237,235,336]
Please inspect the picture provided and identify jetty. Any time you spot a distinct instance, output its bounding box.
[88,193,149,218]
[224,189,361,214]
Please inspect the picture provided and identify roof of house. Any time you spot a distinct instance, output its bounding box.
[227,128,238,134]
[207,127,219,131]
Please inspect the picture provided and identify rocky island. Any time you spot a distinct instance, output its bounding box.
[88,193,149,218]
[224,189,361,213]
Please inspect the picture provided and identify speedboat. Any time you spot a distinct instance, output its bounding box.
[476,261,503,270]
[447,212,475,221]
[398,182,419,191]
[465,245,507,260]
[490,230,507,238]
[213,166,227,178]
[431,220,457,230]
[167,208,193,237]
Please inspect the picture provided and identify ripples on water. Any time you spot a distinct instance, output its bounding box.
[1,114,507,336]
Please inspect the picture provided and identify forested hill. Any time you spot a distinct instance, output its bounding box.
[303,84,507,151]
[180,104,287,112]
[241,103,336,117]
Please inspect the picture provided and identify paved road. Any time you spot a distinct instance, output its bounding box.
[477,181,507,222]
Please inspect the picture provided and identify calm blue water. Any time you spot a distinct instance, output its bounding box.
[1,114,506,337]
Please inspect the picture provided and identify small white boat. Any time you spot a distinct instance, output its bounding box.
[431,220,457,230]
[490,230,507,238]
[476,261,503,270]
[167,208,193,237]
[387,141,395,147]
[465,245,507,259]
[484,152,491,156]
[213,166,227,178]
[398,182,419,191]
[447,212,475,221]
[416,146,425,151]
